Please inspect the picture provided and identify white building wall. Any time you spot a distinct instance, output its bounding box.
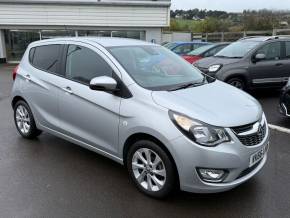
[172,32,191,42]
[0,4,170,27]
[145,28,162,44]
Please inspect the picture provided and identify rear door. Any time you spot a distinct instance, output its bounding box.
[249,41,288,88]
[23,43,64,130]
[58,42,121,155]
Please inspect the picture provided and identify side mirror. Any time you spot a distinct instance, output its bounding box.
[254,53,266,62]
[89,76,118,92]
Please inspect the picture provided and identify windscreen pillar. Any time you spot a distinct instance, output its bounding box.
[0,30,6,63]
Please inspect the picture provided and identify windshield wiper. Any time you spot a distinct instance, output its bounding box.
[230,56,243,59]
[214,55,229,58]
[168,78,206,91]
[215,55,242,59]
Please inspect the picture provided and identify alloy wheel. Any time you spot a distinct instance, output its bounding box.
[15,105,31,134]
[132,148,166,192]
[229,80,244,89]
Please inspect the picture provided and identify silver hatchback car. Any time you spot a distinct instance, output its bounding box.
[11,38,269,198]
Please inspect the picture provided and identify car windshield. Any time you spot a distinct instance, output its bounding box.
[109,45,205,91]
[187,44,216,55]
[164,43,178,50]
[215,40,260,58]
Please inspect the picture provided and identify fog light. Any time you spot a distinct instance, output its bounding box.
[197,168,227,183]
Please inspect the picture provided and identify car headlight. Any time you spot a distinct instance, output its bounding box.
[208,64,222,73]
[169,111,231,147]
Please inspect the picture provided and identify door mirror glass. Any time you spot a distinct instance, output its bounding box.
[89,76,118,91]
[255,53,266,61]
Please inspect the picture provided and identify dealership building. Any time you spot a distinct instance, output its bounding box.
[0,0,171,63]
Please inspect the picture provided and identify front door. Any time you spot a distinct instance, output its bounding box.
[58,43,121,155]
[249,41,288,88]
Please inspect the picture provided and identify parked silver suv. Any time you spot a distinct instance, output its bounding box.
[11,38,269,198]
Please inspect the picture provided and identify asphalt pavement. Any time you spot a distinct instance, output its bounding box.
[0,64,290,218]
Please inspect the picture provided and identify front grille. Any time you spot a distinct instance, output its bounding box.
[232,123,254,134]
[231,121,267,146]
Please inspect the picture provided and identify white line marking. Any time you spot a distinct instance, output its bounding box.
[268,124,290,134]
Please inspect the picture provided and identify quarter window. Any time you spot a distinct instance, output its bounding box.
[256,42,281,61]
[65,45,113,85]
[31,44,62,75]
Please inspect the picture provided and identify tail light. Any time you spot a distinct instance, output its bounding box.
[191,56,203,64]
[12,65,19,81]
[182,55,203,64]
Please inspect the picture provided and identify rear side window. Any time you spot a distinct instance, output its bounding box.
[31,45,62,75]
[65,45,113,85]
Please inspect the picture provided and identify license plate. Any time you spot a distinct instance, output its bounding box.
[249,143,269,167]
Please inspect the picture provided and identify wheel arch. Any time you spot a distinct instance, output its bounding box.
[224,73,249,87]
[123,133,180,185]
[11,96,27,108]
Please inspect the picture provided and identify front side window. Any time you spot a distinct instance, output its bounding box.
[256,42,281,61]
[31,44,61,75]
[65,45,113,85]
[109,45,205,91]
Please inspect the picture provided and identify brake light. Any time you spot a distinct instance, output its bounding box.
[182,55,203,64]
[12,65,19,81]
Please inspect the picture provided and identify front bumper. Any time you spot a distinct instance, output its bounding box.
[168,124,270,193]
[279,88,290,117]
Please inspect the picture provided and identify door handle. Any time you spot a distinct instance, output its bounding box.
[275,63,283,67]
[24,74,31,81]
[62,86,73,94]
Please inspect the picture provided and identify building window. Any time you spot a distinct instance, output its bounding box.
[111,31,145,40]
[78,30,111,37]
[41,30,76,39]
[4,29,146,62]
[4,30,40,62]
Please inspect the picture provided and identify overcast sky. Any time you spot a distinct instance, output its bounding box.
[171,0,290,12]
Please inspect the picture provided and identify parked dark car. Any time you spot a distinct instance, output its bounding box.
[194,36,290,90]
[279,79,290,117]
[182,42,230,64]
[164,41,211,55]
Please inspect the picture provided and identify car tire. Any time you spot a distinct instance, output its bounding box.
[127,140,176,199]
[14,100,42,139]
[227,77,246,90]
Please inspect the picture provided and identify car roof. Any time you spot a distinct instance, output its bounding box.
[239,36,290,42]
[30,37,155,48]
[214,42,231,45]
[170,41,211,45]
